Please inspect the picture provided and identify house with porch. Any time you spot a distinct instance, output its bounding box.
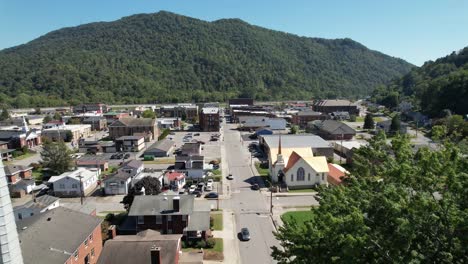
[48,167,100,197]
[103,171,132,195]
[163,171,186,191]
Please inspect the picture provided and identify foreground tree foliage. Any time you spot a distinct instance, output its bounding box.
[272,133,468,263]
[0,11,412,107]
[122,176,162,209]
[40,139,72,174]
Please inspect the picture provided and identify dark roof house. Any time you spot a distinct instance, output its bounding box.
[98,230,203,264]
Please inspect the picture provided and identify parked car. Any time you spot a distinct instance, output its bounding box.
[189,185,197,193]
[194,133,200,136]
[240,228,250,241]
[227,174,234,180]
[110,154,118,159]
[191,190,202,197]
[183,138,191,143]
[205,185,213,191]
[197,182,205,191]
[124,153,130,159]
[251,184,260,190]
[207,179,214,186]
[205,192,218,199]
[197,140,206,145]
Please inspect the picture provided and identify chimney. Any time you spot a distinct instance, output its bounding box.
[108,225,117,239]
[173,196,180,212]
[150,245,161,264]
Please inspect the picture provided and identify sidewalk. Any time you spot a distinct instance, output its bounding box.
[209,210,240,264]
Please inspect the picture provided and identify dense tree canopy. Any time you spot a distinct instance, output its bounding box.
[363,113,375,130]
[122,176,162,209]
[0,11,412,107]
[372,47,468,117]
[40,139,72,174]
[272,133,468,263]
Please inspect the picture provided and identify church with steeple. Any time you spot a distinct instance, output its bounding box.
[266,134,329,190]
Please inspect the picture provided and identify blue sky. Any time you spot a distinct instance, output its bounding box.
[1,0,467,66]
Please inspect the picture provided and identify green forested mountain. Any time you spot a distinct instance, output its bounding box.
[0,11,413,107]
[373,47,468,116]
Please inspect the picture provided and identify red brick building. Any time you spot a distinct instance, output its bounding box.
[128,195,210,240]
[291,110,327,128]
[4,165,32,184]
[199,107,220,132]
[17,207,103,264]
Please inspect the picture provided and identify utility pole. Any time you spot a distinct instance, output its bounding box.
[77,175,84,205]
[270,185,273,215]
[340,133,344,164]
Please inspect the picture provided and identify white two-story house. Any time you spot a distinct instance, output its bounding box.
[48,167,100,197]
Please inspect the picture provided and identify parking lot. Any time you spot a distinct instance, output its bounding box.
[166,131,222,161]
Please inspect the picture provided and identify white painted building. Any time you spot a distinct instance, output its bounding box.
[13,195,60,221]
[48,167,100,197]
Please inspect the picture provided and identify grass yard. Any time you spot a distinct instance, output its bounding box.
[13,151,36,160]
[211,169,221,176]
[182,238,224,261]
[355,116,365,122]
[281,211,314,229]
[254,162,271,186]
[101,166,118,176]
[211,213,223,231]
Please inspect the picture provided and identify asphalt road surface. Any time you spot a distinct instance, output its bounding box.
[222,121,280,264]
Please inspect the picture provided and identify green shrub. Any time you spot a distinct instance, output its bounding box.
[158,128,170,140]
[210,216,214,228]
[195,240,206,248]
[105,213,115,222]
[12,151,24,158]
[206,238,216,248]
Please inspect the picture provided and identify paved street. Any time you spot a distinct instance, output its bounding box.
[221,119,280,264]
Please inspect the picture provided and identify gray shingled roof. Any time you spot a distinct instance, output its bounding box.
[186,211,210,231]
[17,207,102,264]
[14,195,59,211]
[146,139,175,153]
[296,110,322,116]
[318,120,356,135]
[103,171,132,183]
[97,230,180,264]
[129,195,194,216]
[4,165,32,175]
[109,117,155,127]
